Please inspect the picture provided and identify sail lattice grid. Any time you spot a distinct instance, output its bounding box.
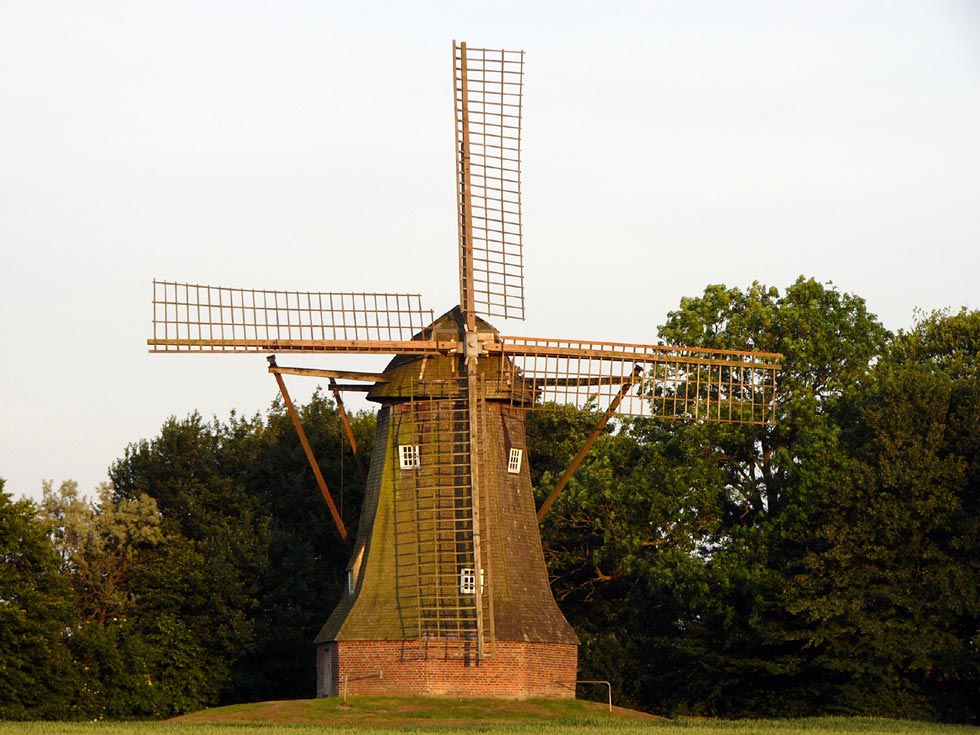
[496,337,780,425]
[454,42,525,321]
[150,280,433,352]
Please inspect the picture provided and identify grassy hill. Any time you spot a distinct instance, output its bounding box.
[167,698,979,735]
[0,702,975,735]
[171,695,655,726]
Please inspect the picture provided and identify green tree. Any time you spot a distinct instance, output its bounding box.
[656,277,889,523]
[40,480,163,625]
[36,479,184,719]
[0,481,78,719]
[109,412,270,711]
[649,277,888,715]
[105,390,372,708]
[791,309,980,721]
[534,277,890,716]
[223,393,370,700]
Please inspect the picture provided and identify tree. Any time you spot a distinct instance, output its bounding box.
[108,412,270,711]
[0,480,78,719]
[105,390,372,707]
[36,479,185,719]
[790,309,980,721]
[40,480,163,626]
[645,277,889,715]
[533,277,891,715]
[222,392,371,701]
[656,276,889,523]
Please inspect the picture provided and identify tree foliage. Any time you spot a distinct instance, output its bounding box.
[41,480,163,626]
[788,309,980,719]
[537,291,980,722]
[0,481,78,719]
[105,390,370,708]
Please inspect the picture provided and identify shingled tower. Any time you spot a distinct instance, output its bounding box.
[314,307,578,697]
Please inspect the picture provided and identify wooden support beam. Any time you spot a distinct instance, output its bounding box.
[493,339,781,370]
[269,365,388,383]
[149,338,458,355]
[267,355,350,546]
[536,377,638,523]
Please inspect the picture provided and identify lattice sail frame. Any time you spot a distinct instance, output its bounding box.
[454,41,525,322]
[149,280,434,353]
[495,337,780,425]
[149,280,778,423]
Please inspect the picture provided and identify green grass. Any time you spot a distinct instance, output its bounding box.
[1,697,977,735]
[0,720,977,735]
[172,695,640,725]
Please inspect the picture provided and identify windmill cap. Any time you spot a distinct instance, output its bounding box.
[367,306,532,403]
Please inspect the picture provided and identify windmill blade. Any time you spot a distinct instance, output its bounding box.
[148,280,442,353]
[489,336,781,425]
[454,41,526,325]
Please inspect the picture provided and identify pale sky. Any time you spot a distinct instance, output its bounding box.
[2,1,979,502]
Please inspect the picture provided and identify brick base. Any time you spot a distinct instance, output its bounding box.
[316,640,577,698]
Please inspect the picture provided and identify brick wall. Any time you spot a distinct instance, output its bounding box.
[318,640,578,699]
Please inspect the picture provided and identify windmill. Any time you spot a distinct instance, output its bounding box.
[149,41,780,699]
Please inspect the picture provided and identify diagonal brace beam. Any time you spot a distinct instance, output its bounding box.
[536,373,639,523]
[268,355,350,546]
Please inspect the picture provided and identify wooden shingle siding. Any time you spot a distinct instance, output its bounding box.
[315,307,578,697]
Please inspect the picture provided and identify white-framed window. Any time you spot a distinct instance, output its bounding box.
[347,570,355,595]
[399,444,420,470]
[507,447,523,474]
[459,567,485,595]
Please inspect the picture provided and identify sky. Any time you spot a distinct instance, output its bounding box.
[2,1,979,502]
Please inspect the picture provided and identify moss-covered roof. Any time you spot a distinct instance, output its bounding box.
[368,306,533,404]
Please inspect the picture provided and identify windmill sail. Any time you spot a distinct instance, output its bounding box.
[148,280,434,353]
[454,41,525,324]
[493,336,780,424]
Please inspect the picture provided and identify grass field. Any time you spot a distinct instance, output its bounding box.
[1,697,977,735]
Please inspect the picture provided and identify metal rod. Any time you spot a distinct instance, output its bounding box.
[267,355,350,545]
[576,680,613,713]
[536,378,637,523]
[342,670,383,701]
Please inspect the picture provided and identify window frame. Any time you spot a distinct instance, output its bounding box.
[398,444,420,470]
[507,447,523,474]
[459,567,485,595]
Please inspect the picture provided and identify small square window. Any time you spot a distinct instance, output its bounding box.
[459,567,485,595]
[507,447,523,474]
[399,444,420,470]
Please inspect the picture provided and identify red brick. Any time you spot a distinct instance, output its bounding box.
[317,640,577,698]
